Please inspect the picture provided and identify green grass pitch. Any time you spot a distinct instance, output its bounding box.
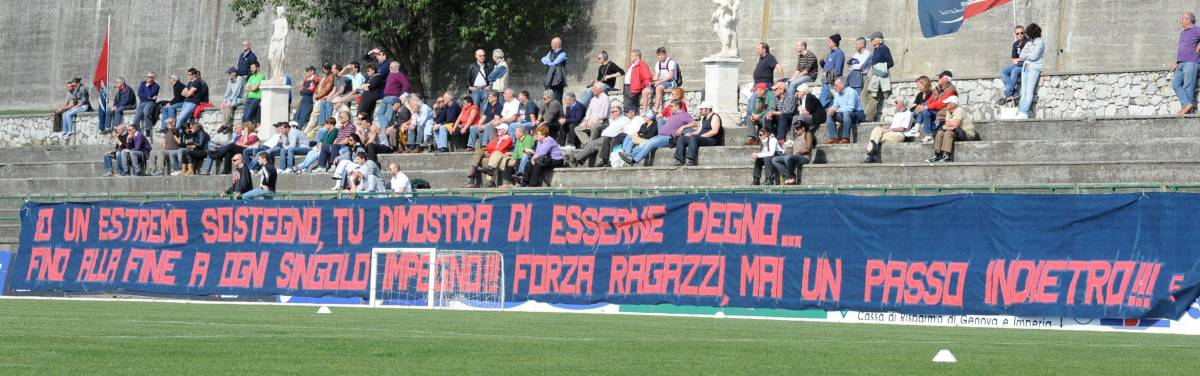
[0,299,1197,375]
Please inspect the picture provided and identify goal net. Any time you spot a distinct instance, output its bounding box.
[369,248,505,310]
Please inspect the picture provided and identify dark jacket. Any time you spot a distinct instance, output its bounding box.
[226,164,253,195]
[237,50,258,76]
[258,164,278,192]
[466,62,495,88]
[795,94,826,126]
[865,43,895,71]
[636,120,658,140]
[113,86,136,110]
[187,128,211,150]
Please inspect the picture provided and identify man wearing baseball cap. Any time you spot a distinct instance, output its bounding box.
[674,101,722,166]
[925,95,975,163]
[218,66,245,133]
[743,82,774,145]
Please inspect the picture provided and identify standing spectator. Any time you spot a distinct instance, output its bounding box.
[388,162,413,195]
[765,82,796,142]
[242,152,277,200]
[103,78,135,134]
[454,96,482,150]
[1017,23,1046,119]
[467,49,494,107]
[235,40,258,89]
[742,83,774,145]
[295,66,320,127]
[242,62,264,124]
[159,75,186,132]
[541,37,568,100]
[753,42,783,85]
[538,90,564,139]
[750,127,781,185]
[312,63,340,133]
[998,25,1028,105]
[846,38,871,100]
[358,64,385,122]
[222,154,253,199]
[217,67,244,134]
[825,77,865,144]
[578,51,624,108]
[864,97,912,163]
[651,47,680,112]
[183,121,210,175]
[102,124,129,176]
[864,31,895,122]
[176,68,209,126]
[772,121,815,185]
[819,34,845,107]
[674,101,722,166]
[560,93,586,147]
[788,41,819,94]
[278,121,309,172]
[60,79,91,138]
[378,61,411,126]
[132,72,159,133]
[792,83,826,133]
[162,118,186,175]
[575,83,611,145]
[1173,12,1200,115]
[490,49,510,98]
[916,72,958,142]
[926,96,974,162]
[121,126,151,176]
[619,100,691,165]
[625,49,654,112]
[569,106,624,167]
[528,125,565,187]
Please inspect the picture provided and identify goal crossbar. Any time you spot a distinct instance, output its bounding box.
[369,248,504,310]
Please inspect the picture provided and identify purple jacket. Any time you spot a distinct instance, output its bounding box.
[534,136,564,160]
[384,71,411,97]
[127,131,151,152]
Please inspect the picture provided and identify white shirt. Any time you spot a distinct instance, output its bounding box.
[473,63,488,87]
[622,116,643,136]
[601,116,628,138]
[889,110,913,131]
[391,172,412,195]
[850,50,871,70]
[501,99,521,118]
[655,59,677,81]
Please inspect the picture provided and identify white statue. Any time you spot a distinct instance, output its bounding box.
[267,6,288,84]
[710,0,740,58]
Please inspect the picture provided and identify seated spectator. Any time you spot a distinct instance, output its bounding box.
[925,96,975,163]
[569,106,623,167]
[162,118,186,175]
[511,90,540,135]
[222,154,253,199]
[242,152,277,200]
[864,97,912,163]
[331,136,369,190]
[742,83,773,145]
[910,76,934,137]
[772,122,815,185]
[277,121,309,172]
[387,162,413,195]
[61,78,91,138]
[998,25,1027,105]
[330,63,363,114]
[674,101,722,166]
[506,125,537,186]
[751,127,781,185]
[244,122,282,171]
[651,47,680,112]
[453,96,482,151]
[464,124,513,188]
[218,67,244,133]
[120,126,151,176]
[765,82,796,142]
[432,92,461,149]
[357,64,385,121]
[619,100,692,165]
[293,118,338,173]
[527,125,565,187]
[467,92,500,151]
[208,122,258,174]
[183,121,210,175]
[132,72,160,133]
[616,111,657,165]
[825,77,864,144]
[312,63,341,132]
[788,40,819,94]
[560,93,585,147]
[159,75,186,132]
[791,83,825,132]
[104,77,136,134]
[102,124,129,176]
[496,89,521,133]
[349,152,385,193]
[578,50,624,108]
[538,90,564,139]
[916,71,957,143]
[178,68,210,126]
[575,83,612,146]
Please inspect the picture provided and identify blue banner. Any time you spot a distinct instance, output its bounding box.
[0,250,9,297]
[7,193,1200,319]
[918,0,965,38]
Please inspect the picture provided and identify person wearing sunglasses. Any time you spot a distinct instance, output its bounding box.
[997,25,1027,105]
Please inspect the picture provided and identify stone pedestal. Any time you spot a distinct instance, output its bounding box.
[259,83,291,140]
[700,56,742,114]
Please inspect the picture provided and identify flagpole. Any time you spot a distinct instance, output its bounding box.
[1012,0,1018,27]
[106,14,111,91]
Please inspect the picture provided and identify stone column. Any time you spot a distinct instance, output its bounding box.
[700,57,742,114]
[259,83,291,140]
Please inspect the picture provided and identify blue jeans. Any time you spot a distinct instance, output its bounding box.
[242,98,261,123]
[1172,62,1199,107]
[297,147,322,170]
[407,121,431,147]
[105,107,132,133]
[510,121,533,135]
[317,100,334,126]
[281,146,309,169]
[132,101,156,131]
[631,135,670,163]
[294,95,315,126]
[375,95,400,126]
[241,188,273,200]
[62,106,87,134]
[771,155,810,180]
[1018,65,1041,114]
[175,102,198,127]
[516,155,531,175]
[120,150,146,176]
[467,124,495,148]
[160,103,183,131]
[1000,64,1022,97]
[470,89,488,111]
[103,153,127,175]
[577,83,612,108]
[243,146,276,170]
[431,124,449,149]
[787,77,815,96]
[819,83,833,108]
[826,110,864,140]
[621,135,636,156]
[917,110,939,137]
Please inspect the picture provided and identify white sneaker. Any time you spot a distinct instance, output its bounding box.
[280,168,292,174]
[921,135,933,144]
[170,171,181,176]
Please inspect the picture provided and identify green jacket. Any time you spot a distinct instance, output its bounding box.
[511,135,535,156]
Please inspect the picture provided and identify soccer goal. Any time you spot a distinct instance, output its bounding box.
[369,248,505,310]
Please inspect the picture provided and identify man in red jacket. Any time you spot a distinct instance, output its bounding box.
[463,124,513,188]
[915,71,958,143]
[624,49,653,114]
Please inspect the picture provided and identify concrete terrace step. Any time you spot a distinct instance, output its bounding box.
[812,138,1200,164]
[0,169,470,196]
[550,160,1200,187]
[803,115,1200,144]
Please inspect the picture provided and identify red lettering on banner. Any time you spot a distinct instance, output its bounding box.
[864,260,967,306]
[740,255,784,299]
[33,208,54,242]
[120,249,182,285]
[379,253,433,293]
[97,208,189,244]
[800,257,841,302]
[686,203,780,246]
[77,248,122,283]
[548,205,665,246]
[333,208,364,245]
[200,207,321,248]
[984,259,1158,308]
[189,252,210,287]
[609,254,726,303]
[378,205,494,244]
[508,204,531,242]
[276,253,369,291]
[63,208,90,242]
[26,247,69,282]
[219,252,269,288]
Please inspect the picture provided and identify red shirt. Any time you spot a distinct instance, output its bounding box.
[486,134,513,154]
[456,104,480,127]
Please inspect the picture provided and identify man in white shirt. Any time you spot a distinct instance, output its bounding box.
[569,106,627,167]
[864,97,912,163]
[499,89,521,127]
[575,83,612,145]
[388,162,413,196]
[651,47,679,112]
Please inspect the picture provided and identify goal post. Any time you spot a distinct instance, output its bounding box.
[369,248,505,310]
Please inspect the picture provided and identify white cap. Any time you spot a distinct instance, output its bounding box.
[698,101,714,110]
[943,96,960,105]
[496,123,510,132]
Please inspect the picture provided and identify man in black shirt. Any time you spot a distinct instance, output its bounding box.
[159,75,188,132]
[222,154,253,199]
[999,25,1028,103]
[753,43,783,85]
[578,50,625,108]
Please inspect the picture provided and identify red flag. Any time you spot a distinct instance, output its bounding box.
[964,0,1012,20]
[93,30,109,90]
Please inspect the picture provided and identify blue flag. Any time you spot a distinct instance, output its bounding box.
[96,82,109,129]
[918,0,965,38]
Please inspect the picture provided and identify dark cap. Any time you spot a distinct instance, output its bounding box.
[869,31,884,41]
[225,66,237,74]
[322,63,332,70]
[938,70,954,79]
[829,34,842,46]
[304,65,316,72]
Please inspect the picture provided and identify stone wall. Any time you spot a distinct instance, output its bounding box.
[0,110,232,148]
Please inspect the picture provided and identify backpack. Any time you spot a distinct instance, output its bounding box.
[410,178,431,190]
[660,59,683,87]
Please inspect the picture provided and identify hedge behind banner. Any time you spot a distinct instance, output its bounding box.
[8,193,1200,319]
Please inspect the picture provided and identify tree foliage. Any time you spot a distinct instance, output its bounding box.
[230,0,586,96]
